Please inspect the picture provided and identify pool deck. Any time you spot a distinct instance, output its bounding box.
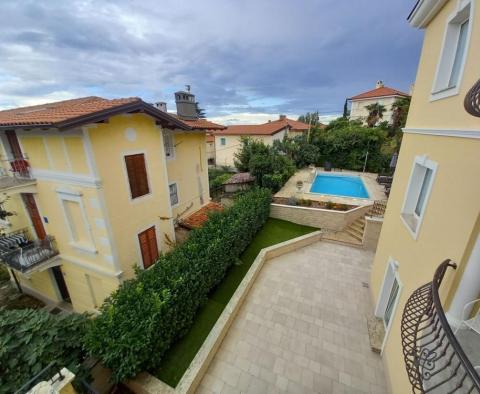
[275,168,386,206]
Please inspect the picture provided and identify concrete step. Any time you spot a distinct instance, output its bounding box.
[350,222,365,232]
[345,228,363,241]
[322,231,363,247]
[347,225,364,237]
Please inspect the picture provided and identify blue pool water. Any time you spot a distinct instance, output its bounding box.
[310,174,369,198]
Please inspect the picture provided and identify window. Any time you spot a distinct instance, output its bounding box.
[431,2,471,99]
[169,183,179,206]
[125,154,150,199]
[448,19,469,88]
[375,259,402,332]
[401,155,437,238]
[138,226,158,269]
[220,137,226,146]
[163,131,175,159]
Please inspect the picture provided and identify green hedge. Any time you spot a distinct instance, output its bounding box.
[0,308,89,392]
[85,188,272,383]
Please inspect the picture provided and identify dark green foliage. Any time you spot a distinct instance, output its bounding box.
[85,188,272,383]
[390,97,411,133]
[234,138,295,192]
[275,118,390,173]
[233,137,270,172]
[298,111,321,126]
[0,308,89,392]
[365,103,386,127]
[0,265,10,282]
[195,102,206,119]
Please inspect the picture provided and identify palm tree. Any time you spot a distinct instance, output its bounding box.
[365,103,386,127]
[391,97,411,131]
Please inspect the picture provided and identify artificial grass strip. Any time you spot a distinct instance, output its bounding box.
[154,218,317,386]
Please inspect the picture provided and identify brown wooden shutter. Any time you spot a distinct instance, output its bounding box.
[125,154,149,198]
[6,130,23,159]
[138,226,158,269]
[22,194,47,240]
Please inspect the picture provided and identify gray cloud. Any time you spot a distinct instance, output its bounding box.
[0,0,422,120]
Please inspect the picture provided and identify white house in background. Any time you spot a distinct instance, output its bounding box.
[213,115,312,168]
[348,81,411,124]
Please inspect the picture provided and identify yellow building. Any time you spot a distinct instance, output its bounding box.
[214,115,312,168]
[0,95,213,313]
[370,0,480,392]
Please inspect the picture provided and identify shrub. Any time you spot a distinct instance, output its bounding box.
[85,188,272,383]
[0,308,89,392]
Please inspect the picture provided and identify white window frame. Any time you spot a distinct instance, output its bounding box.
[135,223,161,270]
[121,150,153,203]
[163,131,175,160]
[57,189,97,254]
[375,258,403,352]
[401,155,438,240]
[169,182,179,207]
[430,0,473,101]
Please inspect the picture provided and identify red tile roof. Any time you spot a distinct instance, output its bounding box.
[214,117,315,136]
[180,202,224,229]
[349,86,410,100]
[177,118,226,130]
[0,96,190,130]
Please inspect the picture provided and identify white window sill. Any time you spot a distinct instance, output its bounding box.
[400,213,419,240]
[70,242,98,254]
[430,86,460,102]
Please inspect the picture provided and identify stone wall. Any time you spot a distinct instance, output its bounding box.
[270,203,372,231]
[363,216,384,251]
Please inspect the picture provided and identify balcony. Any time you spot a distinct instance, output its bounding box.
[0,156,37,194]
[401,260,480,393]
[464,79,480,118]
[0,229,59,274]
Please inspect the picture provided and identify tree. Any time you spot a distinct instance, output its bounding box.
[365,103,386,127]
[195,102,206,119]
[342,99,350,118]
[391,97,411,131]
[233,137,270,171]
[298,111,320,126]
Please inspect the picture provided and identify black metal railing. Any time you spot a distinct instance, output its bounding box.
[0,233,59,273]
[464,79,480,118]
[401,259,480,393]
[370,200,388,218]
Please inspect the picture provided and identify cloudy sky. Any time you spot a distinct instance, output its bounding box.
[0,0,423,124]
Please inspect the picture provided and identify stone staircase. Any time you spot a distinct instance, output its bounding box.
[344,216,366,243]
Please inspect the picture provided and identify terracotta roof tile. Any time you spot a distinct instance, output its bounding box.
[177,118,226,130]
[180,202,224,229]
[0,96,190,130]
[350,86,410,100]
[214,117,316,136]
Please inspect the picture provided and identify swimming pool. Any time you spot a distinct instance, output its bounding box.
[310,173,369,198]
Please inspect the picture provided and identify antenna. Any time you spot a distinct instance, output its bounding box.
[185,84,191,92]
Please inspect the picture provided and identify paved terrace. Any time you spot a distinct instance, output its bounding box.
[197,242,388,394]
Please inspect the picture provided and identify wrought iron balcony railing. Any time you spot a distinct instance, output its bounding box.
[0,154,33,179]
[0,229,59,273]
[464,79,480,118]
[401,259,480,393]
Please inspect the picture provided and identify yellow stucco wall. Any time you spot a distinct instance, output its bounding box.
[370,1,480,391]
[87,114,175,279]
[406,0,480,130]
[166,132,210,220]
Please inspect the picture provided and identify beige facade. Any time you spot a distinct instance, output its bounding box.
[350,96,399,124]
[370,0,480,392]
[0,107,209,313]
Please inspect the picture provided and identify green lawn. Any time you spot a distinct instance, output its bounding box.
[153,218,317,387]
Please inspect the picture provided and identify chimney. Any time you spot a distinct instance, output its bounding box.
[175,90,198,120]
[153,102,167,112]
[376,80,384,89]
[279,114,287,120]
